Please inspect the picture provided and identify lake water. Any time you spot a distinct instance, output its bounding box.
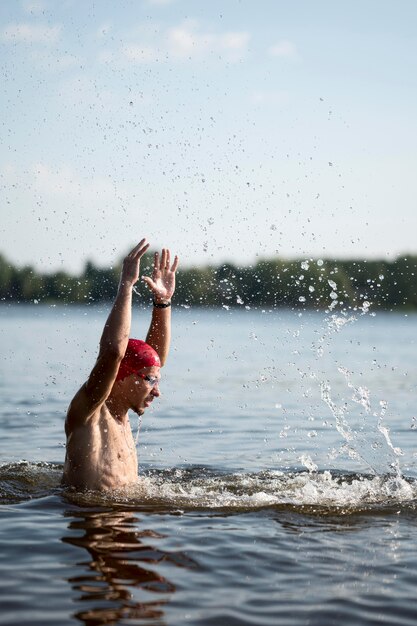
[1,303,417,625]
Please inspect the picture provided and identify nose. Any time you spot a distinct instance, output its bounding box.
[151,383,160,397]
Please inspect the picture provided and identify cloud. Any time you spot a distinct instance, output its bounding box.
[269,39,297,58]
[167,24,199,58]
[99,20,250,66]
[2,22,61,44]
[167,21,250,60]
[219,32,250,50]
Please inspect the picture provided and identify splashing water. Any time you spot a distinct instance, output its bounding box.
[309,298,404,476]
[287,262,403,476]
[320,373,402,476]
[2,458,416,515]
[300,454,318,473]
[1,462,408,515]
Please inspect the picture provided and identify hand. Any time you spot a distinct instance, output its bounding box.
[120,238,150,286]
[142,248,179,303]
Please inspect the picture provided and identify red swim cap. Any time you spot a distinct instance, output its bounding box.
[116,339,161,381]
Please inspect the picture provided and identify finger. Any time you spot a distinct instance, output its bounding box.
[130,243,149,260]
[170,255,179,272]
[160,248,167,270]
[135,242,150,259]
[142,276,156,290]
[153,251,159,272]
[166,249,171,269]
[128,238,147,257]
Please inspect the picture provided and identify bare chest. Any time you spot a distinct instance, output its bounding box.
[93,415,138,470]
[64,412,138,490]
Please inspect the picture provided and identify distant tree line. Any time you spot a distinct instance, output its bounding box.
[1,251,417,311]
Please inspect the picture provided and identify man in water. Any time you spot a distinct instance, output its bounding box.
[62,238,179,490]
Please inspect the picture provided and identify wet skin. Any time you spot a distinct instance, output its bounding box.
[62,366,160,491]
[62,239,178,491]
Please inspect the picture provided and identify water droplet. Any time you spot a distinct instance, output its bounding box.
[300,454,318,473]
[317,259,324,267]
[298,296,306,303]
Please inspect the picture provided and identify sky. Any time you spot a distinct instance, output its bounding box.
[1,0,416,273]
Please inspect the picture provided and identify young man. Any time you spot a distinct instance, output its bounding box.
[62,238,178,491]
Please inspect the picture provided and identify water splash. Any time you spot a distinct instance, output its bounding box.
[310,298,403,476]
[313,311,356,358]
[320,373,402,475]
[300,454,318,473]
[66,467,416,514]
[2,462,416,515]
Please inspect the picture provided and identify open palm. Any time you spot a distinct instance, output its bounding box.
[143,249,179,302]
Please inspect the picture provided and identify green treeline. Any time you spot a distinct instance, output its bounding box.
[1,251,417,310]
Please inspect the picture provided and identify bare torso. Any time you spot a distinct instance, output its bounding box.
[62,404,138,491]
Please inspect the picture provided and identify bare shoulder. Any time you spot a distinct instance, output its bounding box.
[65,349,123,436]
[65,384,102,435]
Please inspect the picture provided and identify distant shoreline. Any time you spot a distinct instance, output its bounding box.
[1,251,416,310]
[1,303,416,316]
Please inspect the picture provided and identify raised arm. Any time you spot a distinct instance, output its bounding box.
[97,240,149,358]
[66,239,149,428]
[143,248,179,366]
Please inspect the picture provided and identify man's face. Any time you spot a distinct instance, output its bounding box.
[130,365,161,415]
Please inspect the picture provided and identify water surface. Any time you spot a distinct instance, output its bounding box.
[1,304,417,625]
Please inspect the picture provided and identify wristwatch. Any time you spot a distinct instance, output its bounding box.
[153,299,171,308]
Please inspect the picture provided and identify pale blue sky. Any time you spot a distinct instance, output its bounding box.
[1,0,416,272]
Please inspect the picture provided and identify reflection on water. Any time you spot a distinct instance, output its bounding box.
[1,465,417,626]
[62,508,197,626]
